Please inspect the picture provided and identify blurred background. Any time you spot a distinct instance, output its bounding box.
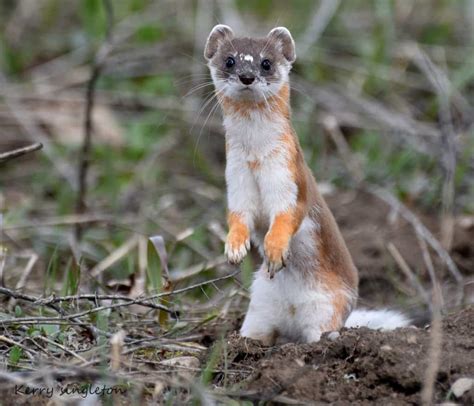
[0,0,473,402]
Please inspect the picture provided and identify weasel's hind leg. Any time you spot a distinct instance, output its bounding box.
[240,268,281,346]
[240,307,279,346]
[298,286,356,343]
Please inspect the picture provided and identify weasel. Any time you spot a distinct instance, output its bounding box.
[204,25,410,344]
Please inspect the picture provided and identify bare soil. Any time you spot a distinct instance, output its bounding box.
[215,306,473,405]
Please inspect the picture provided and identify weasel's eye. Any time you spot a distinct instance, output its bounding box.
[261,59,271,71]
[225,57,235,68]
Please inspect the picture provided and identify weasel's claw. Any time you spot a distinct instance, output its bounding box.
[263,238,290,278]
[264,256,286,279]
[270,260,283,274]
[225,238,250,264]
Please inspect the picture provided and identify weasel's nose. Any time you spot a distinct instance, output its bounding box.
[239,76,255,85]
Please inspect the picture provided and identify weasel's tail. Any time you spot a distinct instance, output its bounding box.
[344,309,411,330]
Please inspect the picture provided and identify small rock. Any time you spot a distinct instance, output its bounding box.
[327,331,340,341]
[295,358,305,367]
[406,335,417,344]
[451,377,474,398]
[380,345,392,351]
[459,216,474,230]
[153,381,165,398]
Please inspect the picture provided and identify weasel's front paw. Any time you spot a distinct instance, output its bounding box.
[264,234,289,277]
[225,230,250,264]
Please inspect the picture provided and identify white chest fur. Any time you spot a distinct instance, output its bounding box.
[223,110,297,231]
[223,110,286,161]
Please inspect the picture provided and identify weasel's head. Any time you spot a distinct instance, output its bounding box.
[204,25,296,102]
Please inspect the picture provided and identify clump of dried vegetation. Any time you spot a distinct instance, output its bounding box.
[0,1,473,404]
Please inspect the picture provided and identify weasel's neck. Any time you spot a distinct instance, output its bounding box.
[219,82,291,121]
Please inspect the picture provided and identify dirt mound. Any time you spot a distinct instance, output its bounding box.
[217,306,474,405]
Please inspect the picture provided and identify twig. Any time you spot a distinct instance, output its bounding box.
[0,143,42,163]
[36,335,87,364]
[298,0,341,55]
[0,302,165,325]
[8,252,38,309]
[0,335,36,359]
[322,116,364,183]
[4,213,113,230]
[416,234,438,290]
[169,255,227,283]
[89,235,139,277]
[370,186,463,283]
[44,270,238,304]
[74,0,114,242]
[0,286,64,315]
[0,214,5,287]
[0,73,76,188]
[387,243,432,309]
[323,115,463,284]
[147,269,239,299]
[0,286,101,339]
[421,283,443,405]
[0,270,239,325]
[0,296,172,326]
[123,341,205,357]
[407,43,458,250]
[300,77,441,156]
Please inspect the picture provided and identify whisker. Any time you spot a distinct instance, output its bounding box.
[182,82,216,98]
[190,89,221,134]
[175,74,212,85]
[262,91,271,112]
[289,84,314,102]
[260,33,274,56]
[193,89,224,165]
[228,39,238,55]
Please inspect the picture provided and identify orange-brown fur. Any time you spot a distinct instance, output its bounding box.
[220,82,291,118]
[313,189,358,329]
[227,212,250,253]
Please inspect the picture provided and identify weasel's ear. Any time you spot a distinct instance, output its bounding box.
[204,24,234,60]
[267,27,296,63]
